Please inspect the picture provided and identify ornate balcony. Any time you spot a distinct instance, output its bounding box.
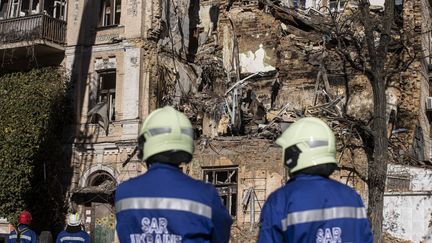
[0,14,66,70]
[0,14,66,48]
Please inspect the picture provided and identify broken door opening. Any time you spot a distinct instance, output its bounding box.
[84,171,116,243]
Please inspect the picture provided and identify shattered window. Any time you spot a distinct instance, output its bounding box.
[97,71,116,121]
[99,0,121,27]
[99,71,116,121]
[386,174,410,192]
[203,167,238,217]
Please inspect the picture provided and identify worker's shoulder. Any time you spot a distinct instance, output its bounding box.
[263,185,289,206]
[197,178,219,192]
[324,177,361,195]
[78,230,90,237]
[116,173,145,189]
[178,174,219,194]
[115,170,216,196]
[56,230,67,236]
[282,176,360,196]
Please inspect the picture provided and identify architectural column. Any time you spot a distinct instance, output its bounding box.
[121,42,141,139]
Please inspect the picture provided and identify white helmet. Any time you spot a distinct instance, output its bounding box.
[67,213,81,226]
[276,117,337,174]
[138,106,194,164]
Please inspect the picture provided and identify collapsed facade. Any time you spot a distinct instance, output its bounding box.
[1,0,432,241]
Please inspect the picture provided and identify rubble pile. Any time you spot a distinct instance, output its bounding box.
[152,0,427,169]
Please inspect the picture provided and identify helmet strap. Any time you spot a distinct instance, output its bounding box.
[284,145,301,169]
[137,135,146,161]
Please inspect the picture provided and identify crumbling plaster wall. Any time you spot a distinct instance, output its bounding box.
[217,1,323,111]
[226,6,278,73]
[383,164,432,242]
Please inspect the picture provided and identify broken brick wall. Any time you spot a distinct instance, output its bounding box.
[395,0,431,162]
[187,138,285,231]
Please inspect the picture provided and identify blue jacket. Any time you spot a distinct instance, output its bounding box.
[55,229,90,243]
[8,225,38,243]
[258,174,373,243]
[115,163,232,243]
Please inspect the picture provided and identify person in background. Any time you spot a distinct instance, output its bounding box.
[115,106,232,243]
[8,211,38,243]
[258,117,373,243]
[55,213,90,243]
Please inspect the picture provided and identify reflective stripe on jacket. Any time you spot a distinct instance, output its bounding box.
[55,230,90,243]
[258,174,373,243]
[115,163,233,243]
[7,225,38,243]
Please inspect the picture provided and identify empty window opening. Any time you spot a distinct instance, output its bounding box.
[99,0,121,27]
[203,167,238,217]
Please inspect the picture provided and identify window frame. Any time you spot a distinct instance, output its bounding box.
[386,174,411,192]
[53,0,67,20]
[202,166,238,218]
[8,0,20,18]
[99,0,121,27]
[96,70,116,122]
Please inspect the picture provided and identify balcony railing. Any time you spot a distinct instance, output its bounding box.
[0,14,66,45]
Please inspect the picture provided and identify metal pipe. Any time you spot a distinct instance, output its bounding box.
[250,188,255,230]
[225,71,263,96]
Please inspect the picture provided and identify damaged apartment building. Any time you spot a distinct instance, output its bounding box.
[59,0,432,242]
[2,0,432,241]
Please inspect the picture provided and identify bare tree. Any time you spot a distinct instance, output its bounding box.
[322,0,416,241]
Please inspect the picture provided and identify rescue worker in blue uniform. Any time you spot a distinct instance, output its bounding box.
[55,213,90,243]
[115,106,232,243]
[258,117,373,243]
[8,211,38,243]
